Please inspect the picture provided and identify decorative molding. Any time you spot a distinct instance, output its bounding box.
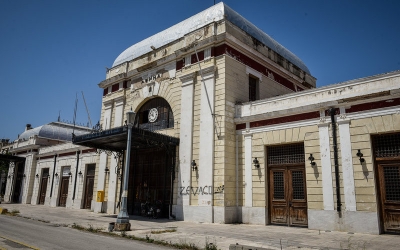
[179,72,196,87]
[246,66,262,82]
[200,65,215,81]
[237,119,318,135]
[114,96,125,107]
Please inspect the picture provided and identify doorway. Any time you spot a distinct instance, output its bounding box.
[39,168,49,205]
[127,148,172,218]
[267,143,308,227]
[58,166,71,207]
[12,162,25,203]
[83,164,96,209]
[373,133,400,234]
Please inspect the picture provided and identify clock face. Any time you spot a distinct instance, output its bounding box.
[148,108,158,123]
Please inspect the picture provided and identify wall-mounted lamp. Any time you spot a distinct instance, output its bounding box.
[308,154,316,166]
[105,167,110,174]
[253,157,260,168]
[55,173,59,177]
[23,174,26,178]
[356,149,365,163]
[68,172,72,177]
[191,160,197,171]
[36,174,39,178]
[78,171,82,176]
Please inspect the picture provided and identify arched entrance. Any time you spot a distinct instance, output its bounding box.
[127,97,176,218]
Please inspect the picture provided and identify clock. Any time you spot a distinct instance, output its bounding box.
[148,108,158,123]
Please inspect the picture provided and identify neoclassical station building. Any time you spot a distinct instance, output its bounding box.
[3,2,400,235]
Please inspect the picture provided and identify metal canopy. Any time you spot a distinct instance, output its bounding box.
[0,154,25,162]
[72,126,179,152]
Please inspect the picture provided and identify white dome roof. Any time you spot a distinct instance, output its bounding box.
[112,2,310,74]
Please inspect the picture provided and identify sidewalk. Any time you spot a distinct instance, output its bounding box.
[1,204,399,250]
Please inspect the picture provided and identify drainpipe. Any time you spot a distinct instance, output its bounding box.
[50,154,57,198]
[72,150,80,200]
[235,135,239,220]
[329,108,342,213]
[169,146,176,219]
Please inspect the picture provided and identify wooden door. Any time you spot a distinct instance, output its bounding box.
[378,163,400,233]
[39,176,48,205]
[83,176,94,209]
[59,177,69,207]
[269,166,308,227]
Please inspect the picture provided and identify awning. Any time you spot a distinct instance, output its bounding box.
[0,154,25,162]
[72,126,180,152]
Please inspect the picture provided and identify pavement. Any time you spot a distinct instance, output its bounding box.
[0,204,399,250]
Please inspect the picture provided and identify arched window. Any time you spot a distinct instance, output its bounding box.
[135,98,174,131]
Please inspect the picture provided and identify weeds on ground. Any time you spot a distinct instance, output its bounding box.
[7,209,20,216]
[70,224,200,250]
[205,237,219,250]
[340,236,367,250]
[150,228,177,234]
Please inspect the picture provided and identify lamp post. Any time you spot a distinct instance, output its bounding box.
[115,110,135,231]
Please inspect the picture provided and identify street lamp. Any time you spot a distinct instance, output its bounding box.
[115,110,135,231]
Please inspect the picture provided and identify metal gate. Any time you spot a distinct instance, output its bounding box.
[268,143,308,227]
[127,148,172,218]
[373,133,400,233]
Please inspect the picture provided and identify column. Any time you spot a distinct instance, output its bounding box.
[244,133,253,207]
[178,72,195,215]
[318,110,334,210]
[94,100,112,213]
[107,96,124,214]
[198,66,215,218]
[338,108,356,211]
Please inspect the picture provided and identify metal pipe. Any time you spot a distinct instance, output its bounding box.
[72,151,80,200]
[330,108,341,213]
[169,146,176,219]
[50,155,57,198]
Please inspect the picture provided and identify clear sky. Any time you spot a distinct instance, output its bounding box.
[1,0,399,141]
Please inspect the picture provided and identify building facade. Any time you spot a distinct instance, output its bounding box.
[2,122,98,210]
[4,2,399,235]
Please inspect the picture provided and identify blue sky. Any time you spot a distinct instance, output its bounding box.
[1,0,399,141]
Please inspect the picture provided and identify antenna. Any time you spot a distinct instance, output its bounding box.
[72,93,78,136]
[81,91,93,128]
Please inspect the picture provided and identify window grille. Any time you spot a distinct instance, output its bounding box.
[273,172,284,199]
[373,133,400,158]
[135,97,174,131]
[383,166,400,201]
[267,143,305,165]
[292,171,305,200]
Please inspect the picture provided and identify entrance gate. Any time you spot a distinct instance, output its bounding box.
[373,133,400,234]
[268,143,308,227]
[128,148,173,218]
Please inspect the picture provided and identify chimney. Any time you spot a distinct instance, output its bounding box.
[25,124,32,131]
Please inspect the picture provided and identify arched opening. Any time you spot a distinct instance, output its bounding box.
[134,97,174,131]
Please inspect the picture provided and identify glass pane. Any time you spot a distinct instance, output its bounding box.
[273,171,284,199]
[292,171,305,200]
[383,166,400,201]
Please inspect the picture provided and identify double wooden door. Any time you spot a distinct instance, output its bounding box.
[83,176,94,209]
[59,177,69,207]
[269,166,308,227]
[39,175,48,205]
[377,162,400,233]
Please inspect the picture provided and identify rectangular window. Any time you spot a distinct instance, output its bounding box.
[249,75,258,101]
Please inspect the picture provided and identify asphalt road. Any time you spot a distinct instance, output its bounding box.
[0,216,173,250]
